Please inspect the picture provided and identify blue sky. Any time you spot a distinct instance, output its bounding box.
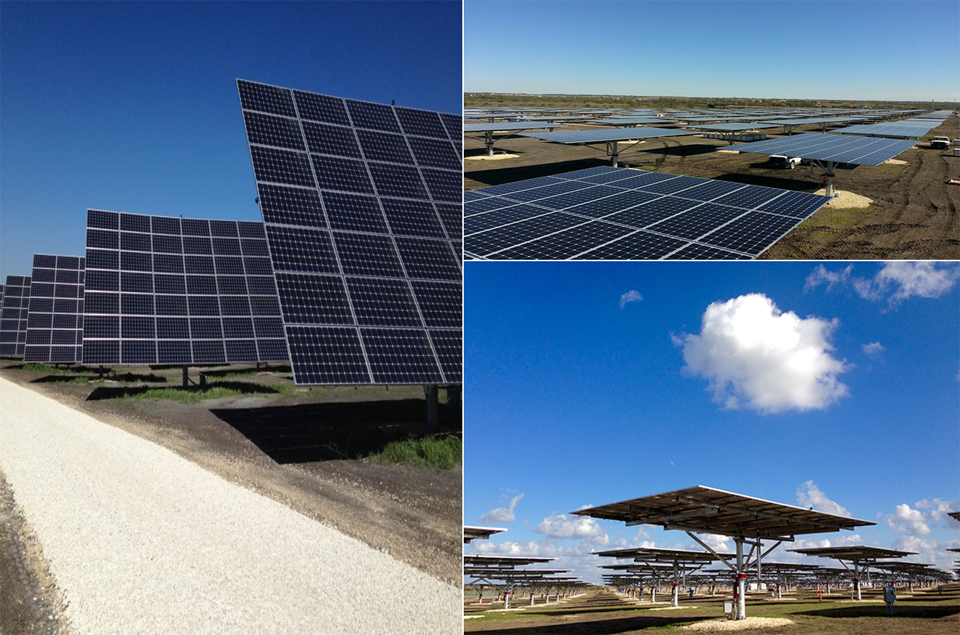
[464,261,960,584]
[0,1,461,280]
[465,0,960,102]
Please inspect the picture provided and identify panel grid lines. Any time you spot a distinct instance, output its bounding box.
[82,210,288,366]
[239,79,461,385]
[0,275,32,358]
[464,167,831,260]
[24,254,85,363]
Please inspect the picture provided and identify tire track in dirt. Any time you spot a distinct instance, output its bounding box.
[891,150,925,222]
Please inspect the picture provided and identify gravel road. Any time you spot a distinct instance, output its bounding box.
[0,376,460,634]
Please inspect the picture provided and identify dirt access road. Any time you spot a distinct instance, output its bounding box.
[465,116,960,260]
[0,364,461,634]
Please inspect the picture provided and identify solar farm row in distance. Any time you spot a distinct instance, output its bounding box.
[464,167,832,260]
[83,210,289,366]
[0,276,31,357]
[237,79,462,386]
[24,255,85,363]
[833,119,942,139]
[519,127,697,145]
[724,133,918,166]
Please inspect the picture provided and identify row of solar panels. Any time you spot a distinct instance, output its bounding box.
[0,81,464,387]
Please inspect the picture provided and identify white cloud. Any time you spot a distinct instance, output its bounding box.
[805,264,852,292]
[796,481,853,518]
[479,492,524,524]
[884,503,930,535]
[806,262,960,309]
[620,290,643,309]
[861,341,885,356]
[534,512,607,540]
[676,294,850,413]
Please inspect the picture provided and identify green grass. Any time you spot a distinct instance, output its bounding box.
[369,435,462,469]
[126,385,249,403]
[22,363,66,373]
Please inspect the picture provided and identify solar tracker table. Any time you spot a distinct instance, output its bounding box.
[24,254,85,363]
[464,525,506,544]
[724,133,918,196]
[464,167,832,260]
[518,127,698,167]
[0,275,31,358]
[596,547,729,607]
[237,80,462,395]
[464,121,565,156]
[574,485,874,620]
[790,546,915,601]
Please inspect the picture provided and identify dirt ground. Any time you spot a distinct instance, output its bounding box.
[0,362,461,634]
[464,586,960,634]
[464,115,960,260]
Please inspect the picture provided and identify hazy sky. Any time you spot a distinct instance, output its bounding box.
[464,260,960,584]
[465,0,960,102]
[0,1,461,280]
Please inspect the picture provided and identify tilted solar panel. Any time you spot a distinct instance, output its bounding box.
[0,276,32,358]
[519,127,697,145]
[832,120,940,139]
[464,122,562,132]
[82,210,289,366]
[723,133,917,166]
[237,79,462,385]
[24,254,85,363]
[464,167,831,260]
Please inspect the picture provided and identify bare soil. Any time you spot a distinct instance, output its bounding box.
[0,362,462,631]
[464,116,960,260]
[464,586,960,634]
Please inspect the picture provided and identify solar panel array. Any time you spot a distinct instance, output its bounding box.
[832,120,941,139]
[519,127,697,145]
[724,133,918,166]
[237,79,462,385]
[464,122,563,132]
[24,255,85,363]
[82,210,289,366]
[464,167,832,260]
[0,276,32,357]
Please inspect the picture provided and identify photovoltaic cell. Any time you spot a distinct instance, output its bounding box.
[24,255,85,363]
[238,79,461,385]
[0,276,32,357]
[464,167,832,260]
[82,209,289,366]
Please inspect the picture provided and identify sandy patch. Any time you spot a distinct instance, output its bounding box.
[716,150,740,153]
[883,159,907,165]
[684,616,795,631]
[815,188,873,208]
[465,153,519,161]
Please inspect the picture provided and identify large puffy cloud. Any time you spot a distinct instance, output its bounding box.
[534,512,607,540]
[479,492,524,524]
[882,499,959,535]
[676,294,850,413]
[796,480,853,518]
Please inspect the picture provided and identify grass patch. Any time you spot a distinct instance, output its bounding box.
[23,363,66,373]
[369,435,462,469]
[126,384,249,403]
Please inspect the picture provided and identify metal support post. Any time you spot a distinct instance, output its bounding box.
[484,131,495,156]
[606,140,619,167]
[735,538,746,620]
[425,385,439,430]
[182,366,189,388]
[824,161,837,197]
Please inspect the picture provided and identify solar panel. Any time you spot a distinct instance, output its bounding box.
[82,210,289,366]
[724,133,917,166]
[0,285,4,308]
[463,122,563,132]
[24,255,85,363]
[832,120,941,139]
[237,79,461,385]
[0,276,32,358]
[519,127,697,145]
[763,117,867,126]
[686,123,780,132]
[590,118,669,126]
[464,167,831,260]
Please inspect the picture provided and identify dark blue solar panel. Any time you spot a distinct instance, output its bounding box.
[82,209,287,365]
[724,133,917,166]
[239,79,462,384]
[464,167,832,260]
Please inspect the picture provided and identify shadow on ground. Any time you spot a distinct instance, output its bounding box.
[466,159,610,186]
[637,143,718,157]
[469,614,702,635]
[199,364,293,378]
[86,381,278,401]
[210,399,460,463]
[712,171,825,192]
[32,372,167,384]
[794,602,960,620]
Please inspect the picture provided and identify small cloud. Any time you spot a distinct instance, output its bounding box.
[861,342,885,356]
[534,512,607,540]
[805,264,852,292]
[796,480,853,517]
[522,520,531,526]
[620,290,643,309]
[669,461,674,466]
[676,293,850,413]
[480,493,524,524]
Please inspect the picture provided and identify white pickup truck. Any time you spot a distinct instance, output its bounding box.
[769,155,802,169]
[930,136,950,149]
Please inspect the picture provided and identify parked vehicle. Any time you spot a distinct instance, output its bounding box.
[769,155,801,169]
[930,136,950,149]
